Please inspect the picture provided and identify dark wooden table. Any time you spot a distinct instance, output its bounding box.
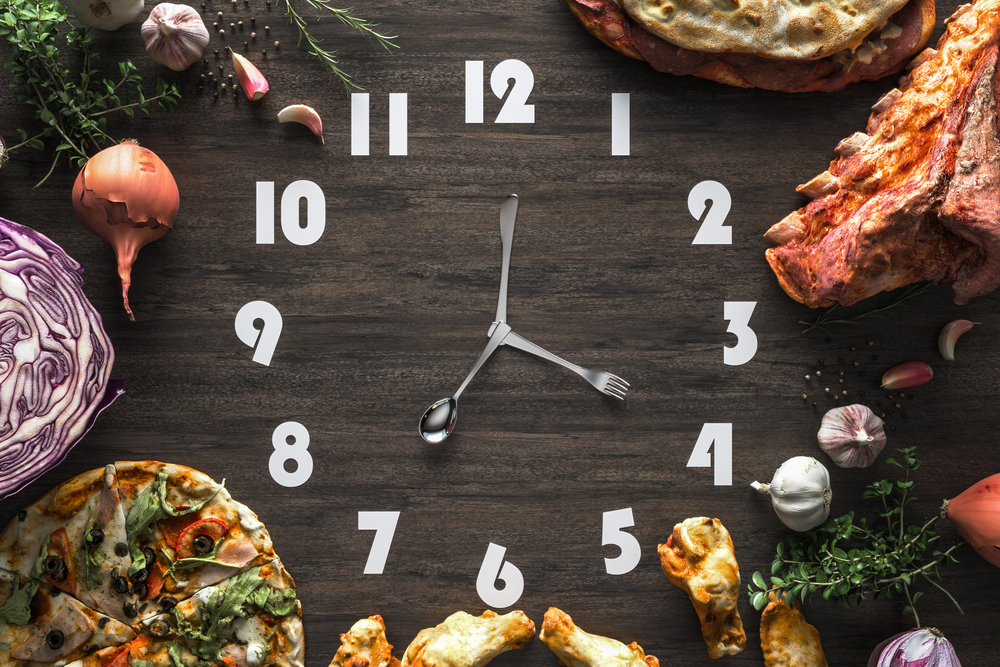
[2,1,999,665]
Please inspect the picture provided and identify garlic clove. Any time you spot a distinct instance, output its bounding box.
[938,319,978,360]
[881,361,932,390]
[231,51,269,101]
[817,404,886,468]
[141,3,210,71]
[277,105,324,144]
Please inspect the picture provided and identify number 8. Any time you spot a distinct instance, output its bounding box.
[269,422,313,487]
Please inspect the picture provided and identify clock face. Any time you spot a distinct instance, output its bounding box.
[1,0,999,665]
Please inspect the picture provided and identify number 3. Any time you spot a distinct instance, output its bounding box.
[269,422,313,487]
[724,301,757,366]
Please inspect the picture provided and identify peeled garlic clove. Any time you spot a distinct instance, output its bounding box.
[869,628,961,667]
[231,51,268,101]
[881,361,932,390]
[938,319,978,360]
[277,105,324,144]
[817,404,885,468]
[142,3,210,71]
[751,456,832,532]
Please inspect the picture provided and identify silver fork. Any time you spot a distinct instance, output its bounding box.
[502,331,629,400]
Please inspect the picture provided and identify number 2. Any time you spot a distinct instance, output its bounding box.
[690,180,732,245]
[687,423,732,486]
[603,508,641,575]
[359,511,400,575]
[466,60,535,124]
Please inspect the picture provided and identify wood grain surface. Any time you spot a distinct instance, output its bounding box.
[1,0,999,666]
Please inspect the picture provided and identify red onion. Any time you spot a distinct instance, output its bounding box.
[0,217,124,499]
[868,628,961,667]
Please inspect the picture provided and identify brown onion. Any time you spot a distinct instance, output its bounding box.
[944,473,1000,568]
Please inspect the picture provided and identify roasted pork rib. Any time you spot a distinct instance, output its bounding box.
[766,0,1000,307]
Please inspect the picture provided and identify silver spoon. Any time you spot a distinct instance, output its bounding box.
[419,322,511,443]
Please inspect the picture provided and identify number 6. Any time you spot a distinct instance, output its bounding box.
[476,543,524,608]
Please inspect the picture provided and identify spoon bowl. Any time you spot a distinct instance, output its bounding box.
[419,397,457,443]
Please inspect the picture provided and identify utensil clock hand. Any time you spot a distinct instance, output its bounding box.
[489,194,518,337]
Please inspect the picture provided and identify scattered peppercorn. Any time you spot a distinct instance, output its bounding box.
[868,341,874,346]
[243,41,248,46]
[213,21,219,27]
[274,40,280,47]
[816,371,822,376]
[217,11,223,18]
[891,426,897,431]
[812,402,817,407]
[853,361,859,366]
[839,379,844,384]
[239,20,243,26]
[251,31,256,37]
[859,390,866,396]
[230,22,235,29]
[850,346,856,351]
[838,370,844,376]
[221,83,227,90]
[805,374,811,380]
[838,357,844,363]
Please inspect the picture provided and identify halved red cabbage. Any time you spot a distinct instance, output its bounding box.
[0,216,123,499]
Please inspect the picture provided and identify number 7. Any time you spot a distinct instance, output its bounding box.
[358,511,400,575]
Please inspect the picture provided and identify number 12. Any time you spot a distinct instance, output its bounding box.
[466,60,535,124]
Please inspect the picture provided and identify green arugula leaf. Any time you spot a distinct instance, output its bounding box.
[0,573,39,625]
[172,567,265,662]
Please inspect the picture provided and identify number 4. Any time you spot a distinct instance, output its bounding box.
[687,423,732,486]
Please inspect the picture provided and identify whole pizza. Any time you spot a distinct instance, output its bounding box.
[0,462,303,667]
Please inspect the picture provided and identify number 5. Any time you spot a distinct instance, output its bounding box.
[603,508,641,575]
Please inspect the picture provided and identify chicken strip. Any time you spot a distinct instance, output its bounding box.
[329,615,401,667]
[658,517,745,659]
[538,607,659,667]
[760,592,829,667]
[400,610,535,667]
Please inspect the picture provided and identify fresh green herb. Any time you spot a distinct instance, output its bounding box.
[281,0,398,90]
[246,585,298,616]
[167,641,187,667]
[124,473,225,576]
[0,573,40,625]
[131,660,156,667]
[0,642,10,651]
[163,539,239,580]
[0,0,180,187]
[83,517,105,589]
[173,567,265,662]
[800,283,937,334]
[748,448,964,626]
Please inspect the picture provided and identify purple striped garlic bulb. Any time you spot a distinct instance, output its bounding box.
[817,404,886,468]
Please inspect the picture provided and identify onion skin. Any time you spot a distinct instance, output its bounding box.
[71,141,178,320]
[945,473,1000,568]
[867,628,961,667]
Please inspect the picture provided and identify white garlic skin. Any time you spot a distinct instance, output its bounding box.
[751,456,832,532]
[142,3,210,72]
[817,404,886,468]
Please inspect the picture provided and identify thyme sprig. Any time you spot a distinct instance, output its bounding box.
[800,282,937,334]
[748,447,964,627]
[0,0,179,187]
[282,0,398,90]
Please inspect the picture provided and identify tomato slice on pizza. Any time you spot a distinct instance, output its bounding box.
[0,465,139,623]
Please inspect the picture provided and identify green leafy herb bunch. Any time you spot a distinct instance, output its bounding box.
[0,0,180,186]
[748,447,964,627]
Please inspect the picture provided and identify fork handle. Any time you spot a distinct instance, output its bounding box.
[502,331,595,387]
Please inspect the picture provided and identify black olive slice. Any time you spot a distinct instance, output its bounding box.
[133,583,148,599]
[159,596,178,610]
[98,617,109,629]
[113,576,129,594]
[150,619,170,637]
[114,543,129,557]
[42,556,66,582]
[123,601,137,618]
[142,547,156,568]
[85,645,98,655]
[45,630,64,650]
[87,528,105,546]
[192,534,214,554]
[130,566,148,584]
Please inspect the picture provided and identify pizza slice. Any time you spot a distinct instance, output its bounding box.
[115,461,277,620]
[538,607,658,667]
[0,465,140,623]
[0,568,135,665]
[134,559,303,667]
[329,615,400,667]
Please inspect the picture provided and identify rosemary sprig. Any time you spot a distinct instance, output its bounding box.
[282,0,399,90]
[0,0,180,187]
[748,447,964,626]
[800,282,937,334]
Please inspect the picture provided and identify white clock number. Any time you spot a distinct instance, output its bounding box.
[687,423,732,486]
[611,93,629,156]
[235,300,282,366]
[476,543,524,608]
[466,60,535,124]
[690,180,732,245]
[351,93,408,156]
[602,508,641,575]
[269,421,313,488]
[256,180,326,246]
[723,301,757,366]
[358,511,400,575]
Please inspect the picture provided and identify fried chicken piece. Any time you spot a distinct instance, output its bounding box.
[329,616,401,667]
[766,0,1000,307]
[400,610,535,667]
[760,592,829,667]
[539,607,659,667]
[658,517,745,659]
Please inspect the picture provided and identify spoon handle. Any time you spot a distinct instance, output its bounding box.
[454,322,511,400]
[494,195,519,326]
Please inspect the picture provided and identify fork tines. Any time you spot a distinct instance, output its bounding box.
[604,375,629,401]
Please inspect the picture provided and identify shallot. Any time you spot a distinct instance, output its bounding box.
[72,141,179,320]
[943,473,1000,568]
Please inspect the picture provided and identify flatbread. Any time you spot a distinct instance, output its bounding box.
[622,0,910,59]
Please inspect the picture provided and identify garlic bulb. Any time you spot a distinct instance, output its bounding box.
[65,0,144,30]
[817,404,886,468]
[752,457,832,532]
[142,3,210,72]
[869,628,961,667]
